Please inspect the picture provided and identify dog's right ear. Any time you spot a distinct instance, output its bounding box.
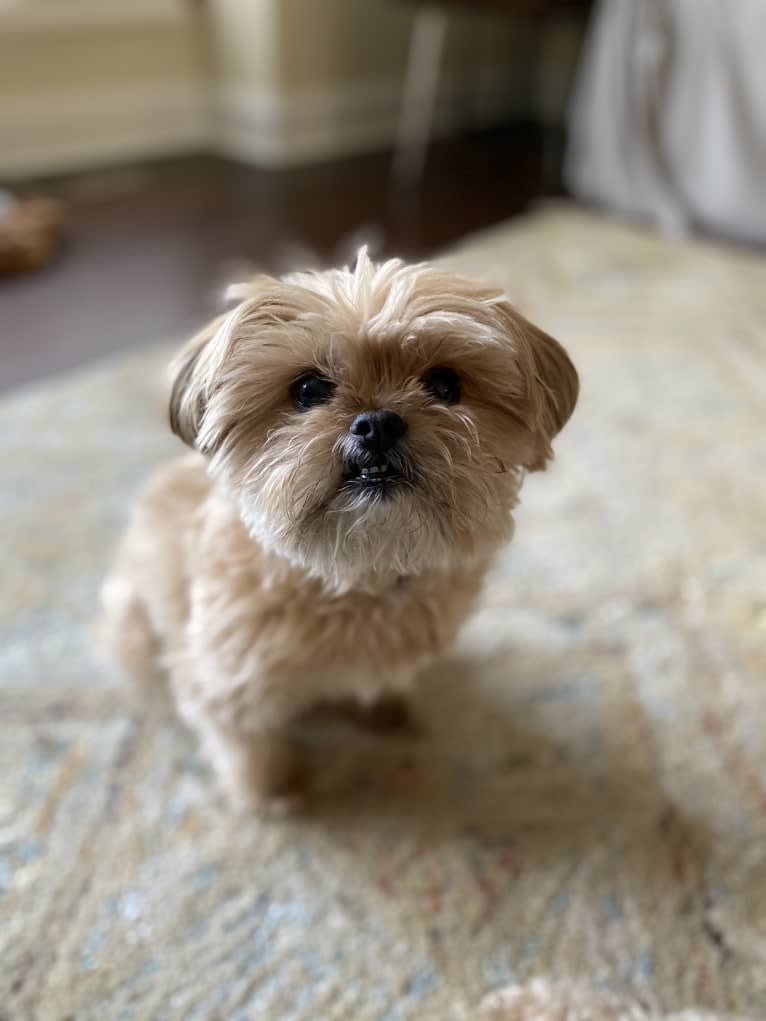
[169,313,227,448]
[170,273,306,449]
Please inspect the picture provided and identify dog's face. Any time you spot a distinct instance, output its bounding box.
[170,252,578,589]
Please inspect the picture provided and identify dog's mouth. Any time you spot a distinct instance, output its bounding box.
[344,454,407,493]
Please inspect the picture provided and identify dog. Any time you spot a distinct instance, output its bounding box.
[101,250,578,811]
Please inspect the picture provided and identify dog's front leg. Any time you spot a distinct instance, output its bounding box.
[171,585,314,812]
[197,719,308,813]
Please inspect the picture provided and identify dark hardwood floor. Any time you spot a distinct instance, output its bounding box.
[1,124,561,392]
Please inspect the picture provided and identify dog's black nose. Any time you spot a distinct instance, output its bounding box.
[350,410,407,452]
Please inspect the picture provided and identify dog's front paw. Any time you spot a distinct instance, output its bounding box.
[209,730,310,815]
[306,693,423,737]
[360,694,423,737]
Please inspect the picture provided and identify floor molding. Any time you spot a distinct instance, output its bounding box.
[0,82,209,178]
[1,66,527,177]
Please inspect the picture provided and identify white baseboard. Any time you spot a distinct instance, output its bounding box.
[0,82,210,178]
[216,67,524,168]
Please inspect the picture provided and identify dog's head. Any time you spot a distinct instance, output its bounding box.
[169,251,578,589]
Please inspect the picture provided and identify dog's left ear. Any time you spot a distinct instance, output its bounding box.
[501,303,579,471]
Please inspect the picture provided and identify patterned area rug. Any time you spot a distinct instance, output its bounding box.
[1,205,765,1020]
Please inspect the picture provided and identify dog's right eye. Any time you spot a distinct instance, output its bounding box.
[422,366,461,404]
[291,372,336,411]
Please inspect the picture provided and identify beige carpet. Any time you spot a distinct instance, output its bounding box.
[1,205,765,1020]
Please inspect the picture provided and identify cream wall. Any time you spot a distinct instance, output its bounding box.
[0,24,203,98]
[203,0,282,163]
[205,0,277,90]
[278,0,414,89]
[0,11,210,176]
[213,0,552,167]
[0,0,582,177]
[277,0,522,91]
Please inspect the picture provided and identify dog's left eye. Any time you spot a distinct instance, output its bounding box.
[422,366,461,404]
[291,372,336,411]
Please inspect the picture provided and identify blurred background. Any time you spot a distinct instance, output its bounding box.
[1,0,764,390]
[2,8,766,1014]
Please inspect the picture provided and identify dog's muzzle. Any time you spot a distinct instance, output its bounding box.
[344,448,408,493]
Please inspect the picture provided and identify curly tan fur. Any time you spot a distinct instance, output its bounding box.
[101,250,578,810]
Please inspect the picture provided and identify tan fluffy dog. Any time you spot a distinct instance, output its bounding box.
[101,250,578,810]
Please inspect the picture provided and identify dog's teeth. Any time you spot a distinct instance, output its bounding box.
[356,462,392,482]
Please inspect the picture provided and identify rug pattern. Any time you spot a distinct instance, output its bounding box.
[1,206,765,1019]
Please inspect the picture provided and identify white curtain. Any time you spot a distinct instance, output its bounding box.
[565,0,766,242]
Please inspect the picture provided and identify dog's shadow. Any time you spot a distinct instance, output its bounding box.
[296,645,720,874]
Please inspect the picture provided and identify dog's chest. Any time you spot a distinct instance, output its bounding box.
[265,569,481,678]
[194,501,485,684]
